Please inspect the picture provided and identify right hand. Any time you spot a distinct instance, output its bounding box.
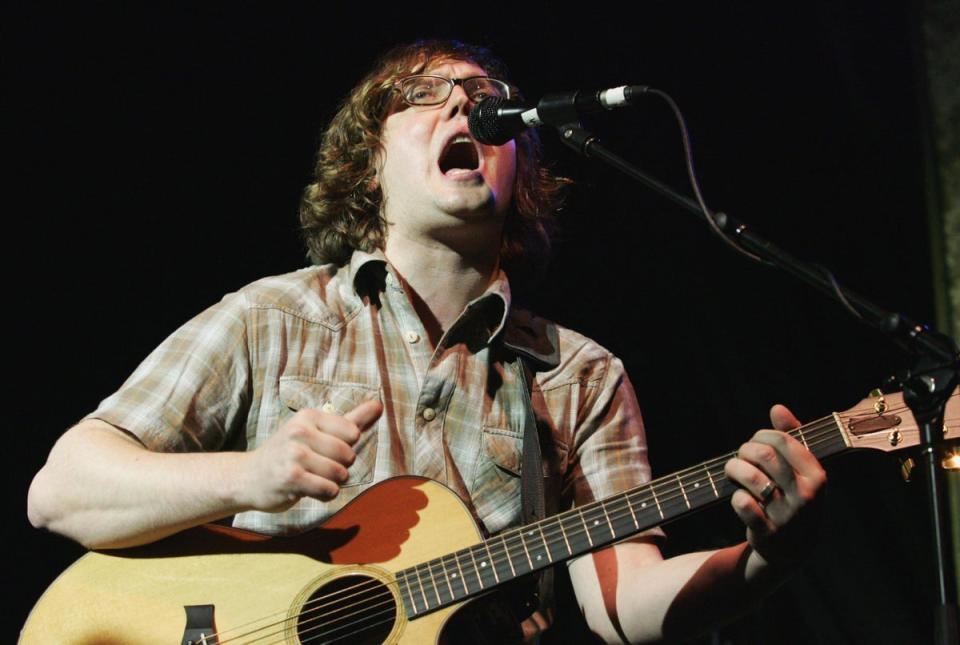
[239,399,383,512]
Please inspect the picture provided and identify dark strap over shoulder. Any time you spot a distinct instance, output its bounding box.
[516,357,555,613]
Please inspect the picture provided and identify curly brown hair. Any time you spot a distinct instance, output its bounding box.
[299,40,569,284]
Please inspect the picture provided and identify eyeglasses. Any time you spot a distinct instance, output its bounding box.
[394,75,512,107]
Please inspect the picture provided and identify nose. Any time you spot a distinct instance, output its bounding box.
[445,84,472,119]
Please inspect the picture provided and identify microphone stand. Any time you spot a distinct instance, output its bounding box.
[552,121,960,644]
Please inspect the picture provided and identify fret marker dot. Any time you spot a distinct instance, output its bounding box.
[481,562,487,567]
[452,573,457,578]
[694,483,700,488]
[641,502,647,508]
[593,520,599,526]
[537,555,542,560]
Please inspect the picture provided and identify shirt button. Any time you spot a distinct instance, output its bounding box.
[321,402,338,414]
[405,330,420,344]
[422,407,437,421]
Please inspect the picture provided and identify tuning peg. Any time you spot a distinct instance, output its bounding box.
[869,388,887,414]
[898,457,915,482]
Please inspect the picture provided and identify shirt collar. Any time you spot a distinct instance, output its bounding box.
[343,249,559,368]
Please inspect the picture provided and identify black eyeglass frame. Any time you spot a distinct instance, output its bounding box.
[393,75,514,107]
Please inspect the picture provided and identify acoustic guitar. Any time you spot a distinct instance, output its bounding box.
[20,388,959,644]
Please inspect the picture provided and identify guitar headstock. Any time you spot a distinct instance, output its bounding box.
[836,387,960,453]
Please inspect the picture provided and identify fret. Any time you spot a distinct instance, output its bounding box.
[561,511,591,555]
[519,529,535,570]
[467,545,486,590]
[414,564,429,611]
[649,484,665,520]
[607,498,638,538]
[438,555,455,601]
[624,493,640,529]
[577,507,594,547]
[795,424,809,449]
[482,541,501,584]
[686,471,715,507]
[399,569,417,616]
[557,515,573,555]
[676,474,691,509]
[599,499,617,538]
[501,533,518,577]
[713,468,737,497]
[425,560,442,606]
[582,503,615,545]
[703,463,719,497]
[451,550,469,598]
[536,523,554,564]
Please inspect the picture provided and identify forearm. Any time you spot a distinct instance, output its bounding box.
[572,541,790,644]
[27,420,251,549]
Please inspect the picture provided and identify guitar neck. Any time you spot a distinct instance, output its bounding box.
[396,414,851,618]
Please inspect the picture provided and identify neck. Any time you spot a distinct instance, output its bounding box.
[384,231,501,344]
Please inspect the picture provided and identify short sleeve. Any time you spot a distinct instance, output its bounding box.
[86,291,252,452]
[567,354,665,539]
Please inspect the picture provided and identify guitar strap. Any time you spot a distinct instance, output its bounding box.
[443,356,553,644]
[516,356,555,615]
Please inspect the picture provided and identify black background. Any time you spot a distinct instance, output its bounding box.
[8,2,945,643]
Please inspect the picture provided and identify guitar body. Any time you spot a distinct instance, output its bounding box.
[20,477,483,644]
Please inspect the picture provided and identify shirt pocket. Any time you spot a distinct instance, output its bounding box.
[278,377,381,487]
[471,427,523,534]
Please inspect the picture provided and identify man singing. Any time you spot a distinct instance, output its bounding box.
[28,40,826,643]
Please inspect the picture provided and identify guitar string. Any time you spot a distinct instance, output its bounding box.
[278,408,923,645]
[249,592,398,645]
[288,422,852,640]
[223,413,912,645]
[214,417,853,644]
[234,410,960,645]
[227,395,956,642]
[279,415,904,645]
[213,400,950,644]
[218,416,866,644]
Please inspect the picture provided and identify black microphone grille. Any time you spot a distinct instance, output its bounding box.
[468,96,514,146]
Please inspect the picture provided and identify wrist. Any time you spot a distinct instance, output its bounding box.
[215,450,256,513]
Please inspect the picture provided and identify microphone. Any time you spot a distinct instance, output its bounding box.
[469,85,649,145]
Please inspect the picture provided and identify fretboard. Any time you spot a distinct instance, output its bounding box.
[395,414,848,618]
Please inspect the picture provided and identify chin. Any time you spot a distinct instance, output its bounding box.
[435,191,499,220]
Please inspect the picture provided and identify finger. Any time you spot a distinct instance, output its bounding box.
[297,448,352,485]
[725,456,782,504]
[288,466,342,501]
[294,408,364,444]
[301,431,358,468]
[769,404,800,431]
[344,399,384,433]
[752,429,825,484]
[737,440,794,494]
[730,488,775,536]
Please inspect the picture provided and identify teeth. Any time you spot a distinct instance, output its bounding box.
[451,135,471,144]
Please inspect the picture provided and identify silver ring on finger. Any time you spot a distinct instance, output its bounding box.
[758,480,778,505]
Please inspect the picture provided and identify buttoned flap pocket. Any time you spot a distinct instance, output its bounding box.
[482,427,522,477]
[278,377,381,487]
[470,427,523,534]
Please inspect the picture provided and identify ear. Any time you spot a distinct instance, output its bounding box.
[368,145,384,193]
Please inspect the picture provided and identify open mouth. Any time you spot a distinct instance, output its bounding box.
[438,135,480,174]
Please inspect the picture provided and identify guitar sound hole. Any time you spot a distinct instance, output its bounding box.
[296,574,396,644]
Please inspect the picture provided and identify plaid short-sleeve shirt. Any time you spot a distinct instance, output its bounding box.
[89,251,659,537]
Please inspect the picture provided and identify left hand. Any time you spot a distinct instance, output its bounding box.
[724,404,827,564]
